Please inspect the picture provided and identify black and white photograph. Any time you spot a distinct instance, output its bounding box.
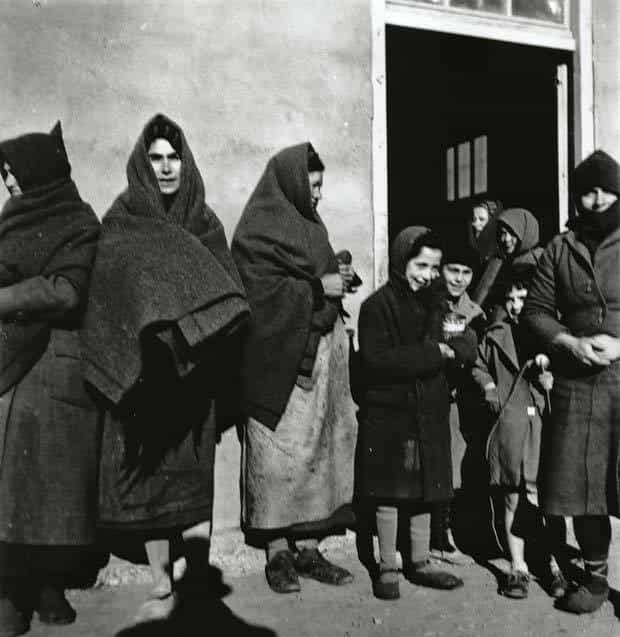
[0,1,618,635]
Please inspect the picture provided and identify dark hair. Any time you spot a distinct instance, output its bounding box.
[503,279,528,297]
[407,230,444,262]
[471,196,502,217]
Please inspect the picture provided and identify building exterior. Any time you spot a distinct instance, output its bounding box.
[1,0,618,532]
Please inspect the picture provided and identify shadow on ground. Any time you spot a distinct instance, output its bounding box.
[115,566,276,637]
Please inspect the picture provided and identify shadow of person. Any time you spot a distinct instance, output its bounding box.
[115,565,277,637]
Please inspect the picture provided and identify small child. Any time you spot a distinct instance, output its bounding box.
[473,280,566,599]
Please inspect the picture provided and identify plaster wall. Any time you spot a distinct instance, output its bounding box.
[592,1,620,159]
[0,0,372,533]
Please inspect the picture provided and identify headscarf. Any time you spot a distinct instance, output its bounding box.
[0,124,99,395]
[231,142,339,429]
[466,197,502,265]
[497,208,540,257]
[568,150,620,249]
[82,113,249,405]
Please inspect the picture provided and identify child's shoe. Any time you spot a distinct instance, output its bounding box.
[372,569,400,600]
[499,569,529,599]
[556,573,609,614]
[546,569,568,599]
[405,560,464,590]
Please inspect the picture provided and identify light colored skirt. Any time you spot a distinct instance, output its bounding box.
[242,319,358,530]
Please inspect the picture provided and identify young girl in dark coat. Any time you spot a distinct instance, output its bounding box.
[356,227,477,600]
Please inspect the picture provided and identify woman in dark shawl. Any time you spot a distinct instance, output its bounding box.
[82,114,249,619]
[466,196,502,269]
[470,207,543,317]
[0,123,100,635]
[231,143,358,594]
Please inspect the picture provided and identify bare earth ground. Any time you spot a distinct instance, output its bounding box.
[24,522,620,637]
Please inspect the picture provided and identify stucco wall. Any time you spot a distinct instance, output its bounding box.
[593,1,620,160]
[0,0,372,532]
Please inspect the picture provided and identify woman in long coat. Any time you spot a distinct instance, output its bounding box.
[231,143,358,594]
[82,114,249,618]
[523,150,620,614]
[356,227,476,600]
[0,123,100,635]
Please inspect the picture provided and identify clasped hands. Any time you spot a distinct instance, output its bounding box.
[554,332,620,367]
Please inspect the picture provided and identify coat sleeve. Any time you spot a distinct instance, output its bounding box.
[522,241,568,347]
[0,275,79,321]
[471,337,495,392]
[358,297,444,382]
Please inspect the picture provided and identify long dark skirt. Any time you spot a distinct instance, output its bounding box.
[0,329,101,545]
[98,367,216,532]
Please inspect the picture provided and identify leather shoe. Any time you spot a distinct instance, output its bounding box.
[0,597,29,637]
[372,569,400,600]
[265,550,301,594]
[556,577,609,614]
[36,584,76,625]
[295,548,353,586]
[405,561,463,590]
[547,570,568,599]
[499,570,529,599]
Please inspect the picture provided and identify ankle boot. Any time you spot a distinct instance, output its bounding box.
[557,561,609,614]
[0,577,31,637]
[35,576,76,626]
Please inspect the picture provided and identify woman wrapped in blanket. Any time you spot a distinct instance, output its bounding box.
[0,123,100,636]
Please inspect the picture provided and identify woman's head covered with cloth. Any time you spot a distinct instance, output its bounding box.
[82,114,249,405]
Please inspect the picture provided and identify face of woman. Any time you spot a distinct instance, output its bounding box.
[580,186,618,213]
[1,162,22,196]
[498,226,519,256]
[308,170,323,211]
[405,247,442,292]
[148,138,182,195]
[471,206,489,237]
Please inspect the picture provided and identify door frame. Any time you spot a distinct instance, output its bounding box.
[371,0,595,287]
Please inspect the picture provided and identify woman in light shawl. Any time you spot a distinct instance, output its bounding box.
[231,143,358,594]
[83,114,249,618]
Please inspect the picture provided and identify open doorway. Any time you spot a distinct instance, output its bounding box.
[386,26,573,246]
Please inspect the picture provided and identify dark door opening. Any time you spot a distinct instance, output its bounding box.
[386,26,573,246]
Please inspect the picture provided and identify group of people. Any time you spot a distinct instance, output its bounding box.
[0,113,618,636]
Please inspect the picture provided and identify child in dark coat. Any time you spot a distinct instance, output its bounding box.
[357,227,476,600]
[473,280,566,599]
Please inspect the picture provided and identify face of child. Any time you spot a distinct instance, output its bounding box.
[405,247,442,292]
[498,225,519,256]
[504,286,528,323]
[442,263,473,300]
[471,206,489,237]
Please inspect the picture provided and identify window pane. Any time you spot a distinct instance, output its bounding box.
[450,0,506,14]
[474,135,487,194]
[446,148,455,201]
[458,142,471,199]
[512,0,564,23]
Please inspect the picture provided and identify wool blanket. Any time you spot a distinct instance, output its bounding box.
[0,179,99,395]
[82,114,249,404]
[231,143,339,429]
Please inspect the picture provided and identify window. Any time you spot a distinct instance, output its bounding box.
[446,134,487,200]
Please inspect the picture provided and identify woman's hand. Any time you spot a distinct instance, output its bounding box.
[588,334,620,363]
[320,273,345,298]
[483,382,501,415]
[553,332,611,367]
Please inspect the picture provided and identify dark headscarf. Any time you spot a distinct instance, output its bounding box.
[568,150,620,252]
[0,123,99,395]
[82,113,249,404]
[231,142,339,429]
[466,197,502,266]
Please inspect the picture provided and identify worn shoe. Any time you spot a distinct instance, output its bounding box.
[295,548,354,586]
[546,570,569,599]
[36,583,76,625]
[0,597,29,637]
[372,569,400,600]
[499,570,529,599]
[430,547,475,566]
[265,550,301,594]
[405,561,464,590]
[556,576,609,614]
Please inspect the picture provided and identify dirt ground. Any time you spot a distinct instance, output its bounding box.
[24,524,620,637]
